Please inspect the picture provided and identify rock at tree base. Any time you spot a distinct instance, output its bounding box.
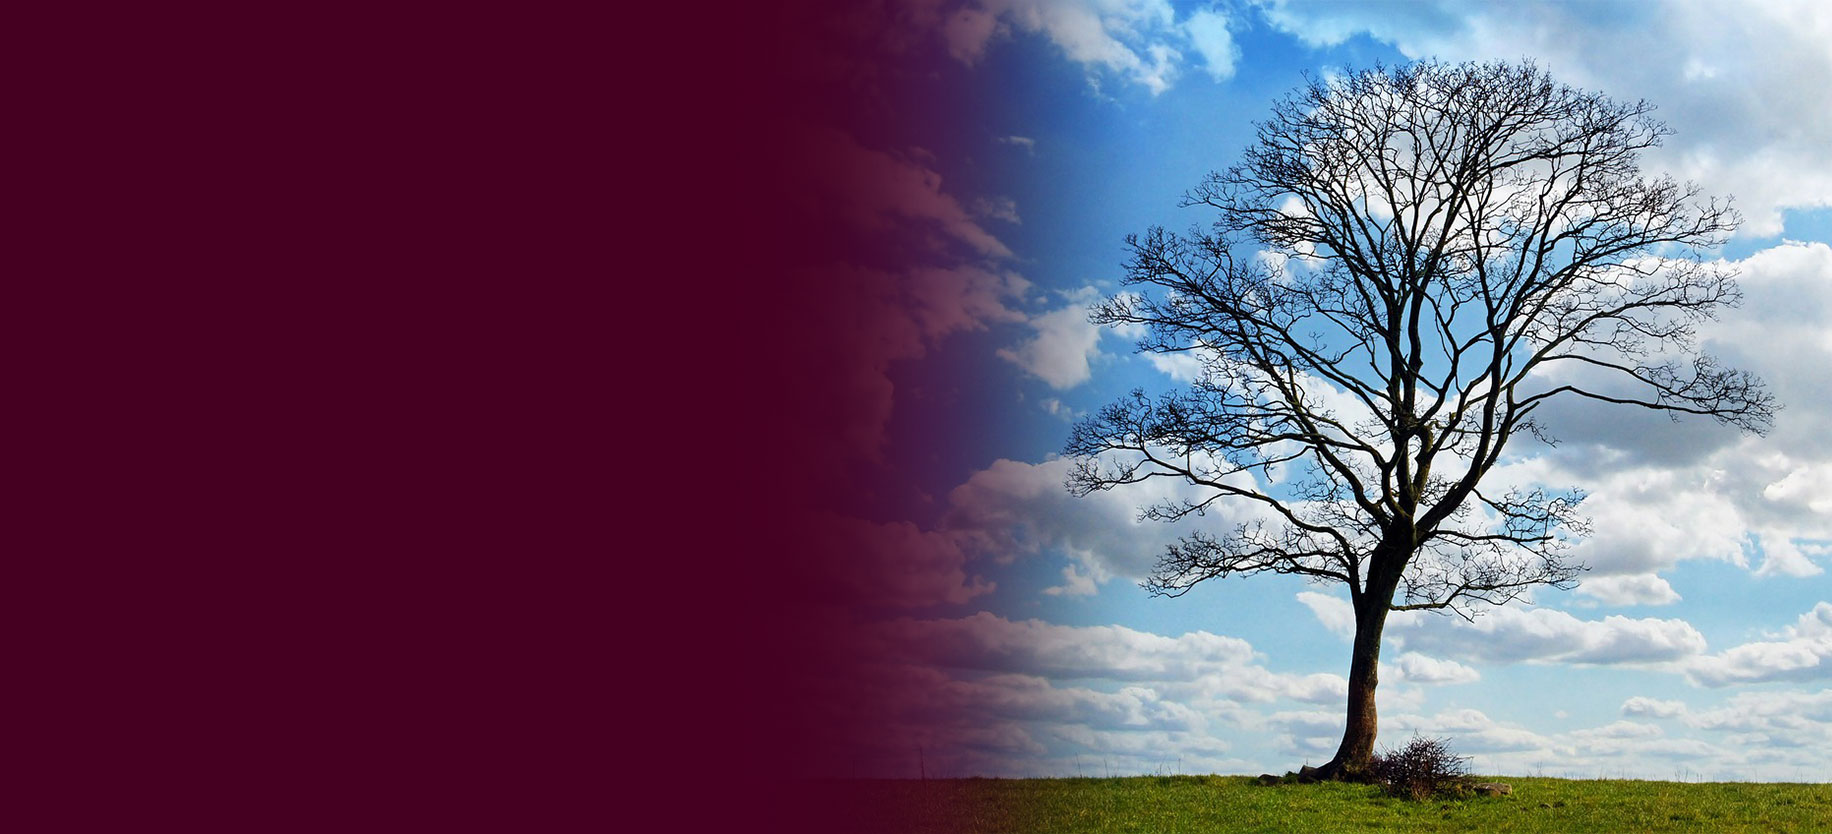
[1472,782,1512,796]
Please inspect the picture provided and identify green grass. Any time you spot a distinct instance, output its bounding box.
[803,775,1832,832]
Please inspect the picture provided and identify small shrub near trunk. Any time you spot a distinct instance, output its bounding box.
[1371,736,1470,800]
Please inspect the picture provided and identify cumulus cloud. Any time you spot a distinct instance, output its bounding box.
[1678,689,1832,767]
[863,612,1260,681]
[939,0,1184,93]
[1571,720,1664,741]
[1266,709,1346,757]
[1297,592,1708,667]
[1374,707,1741,775]
[1184,8,1238,81]
[1281,699,1830,779]
[1686,689,1832,735]
[830,666,1210,777]
[814,607,1832,779]
[1252,0,1469,53]
[998,298,1106,388]
[1398,607,1708,666]
[1385,708,1558,755]
[1143,350,1207,382]
[1253,0,1832,237]
[927,1,1259,94]
[1296,591,1356,639]
[833,613,1355,776]
[1693,640,1824,686]
[1038,397,1082,421]
[1622,696,1690,719]
[1041,560,1103,597]
[1688,601,1832,686]
[1486,244,1832,589]
[1754,536,1823,579]
[1554,462,1753,575]
[1389,652,1480,685]
[1579,574,1683,607]
[1179,666,1349,708]
[944,455,1276,584]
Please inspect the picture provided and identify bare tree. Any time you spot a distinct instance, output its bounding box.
[1065,61,1774,781]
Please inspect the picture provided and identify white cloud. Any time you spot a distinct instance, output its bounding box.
[1688,601,1832,687]
[1693,640,1823,686]
[1266,709,1345,757]
[998,301,1105,388]
[1184,8,1238,81]
[1488,244,1832,589]
[1622,696,1689,719]
[835,613,1358,776]
[835,667,1214,776]
[1569,720,1663,742]
[1252,0,1832,237]
[945,455,1276,583]
[1041,560,1103,596]
[1389,652,1480,685]
[1396,607,1709,666]
[1578,574,1683,607]
[1755,535,1824,578]
[1561,464,1753,575]
[810,606,1832,779]
[1686,689,1832,731]
[939,0,1184,94]
[1143,350,1206,382]
[1296,592,1708,667]
[1038,397,1082,420]
[1252,0,1467,53]
[926,0,1266,94]
[1385,708,1558,755]
[865,612,1260,681]
[1681,689,1832,759]
[1375,708,1742,775]
[1296,591,1356,639]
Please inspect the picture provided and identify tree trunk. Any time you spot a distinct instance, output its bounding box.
[1316,594,1391,782]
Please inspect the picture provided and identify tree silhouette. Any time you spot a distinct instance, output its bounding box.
[1065,61,1774,781]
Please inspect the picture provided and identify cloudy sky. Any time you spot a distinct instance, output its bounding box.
[786,0,1832,782]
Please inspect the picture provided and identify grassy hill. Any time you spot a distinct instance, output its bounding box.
[804,774,1832,832]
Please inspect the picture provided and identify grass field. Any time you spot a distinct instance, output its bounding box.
[803,774,1832,832]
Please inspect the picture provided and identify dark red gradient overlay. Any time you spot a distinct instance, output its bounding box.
[15,2,984,831]
[698,1,1012,830]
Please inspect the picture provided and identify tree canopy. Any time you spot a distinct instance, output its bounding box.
[1065,60,1775,779]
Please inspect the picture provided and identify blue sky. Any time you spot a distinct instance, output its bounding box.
[820,0,1832,781]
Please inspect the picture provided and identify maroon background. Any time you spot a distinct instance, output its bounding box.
[16,2,962,831]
